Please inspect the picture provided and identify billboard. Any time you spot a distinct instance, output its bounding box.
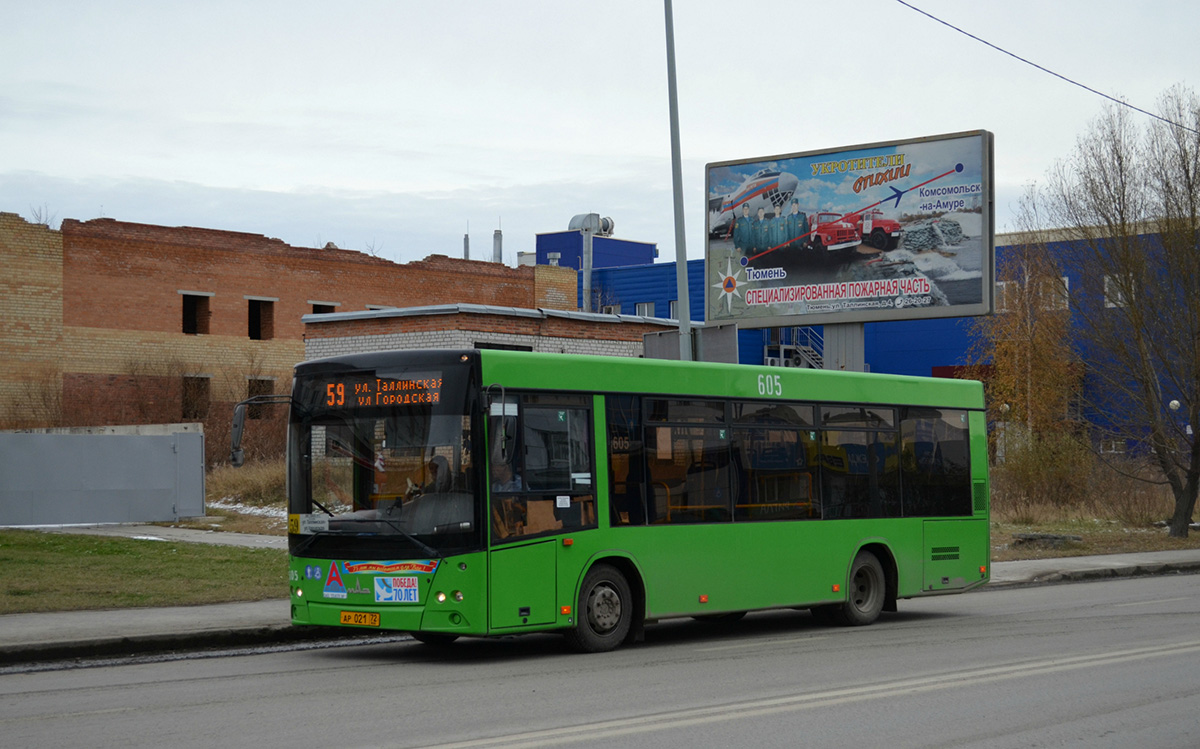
[705,130,994,328]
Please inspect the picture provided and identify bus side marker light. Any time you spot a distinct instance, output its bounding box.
[561,606,571,616]
[699,594,709,604]
[563,538,573,547]
[980,566,987,574]
[832,584,841,593]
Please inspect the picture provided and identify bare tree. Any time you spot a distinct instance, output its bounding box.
[29,203,58,229]
[363,238,384,257]
[970,188,1078,436]
[1032,86,1200,537]
[966,188,1084,504]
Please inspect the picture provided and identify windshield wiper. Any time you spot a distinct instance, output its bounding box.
[374,517,440,558]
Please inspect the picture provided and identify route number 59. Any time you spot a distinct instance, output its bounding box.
[757,374,782,396]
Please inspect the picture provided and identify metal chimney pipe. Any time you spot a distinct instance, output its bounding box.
[463,233,470,260]
[493,229,503,263]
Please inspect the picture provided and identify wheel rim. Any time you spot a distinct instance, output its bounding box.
[586,582,622,633]
[850,565,882,614]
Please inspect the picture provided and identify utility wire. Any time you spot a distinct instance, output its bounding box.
[895,0,1200,136]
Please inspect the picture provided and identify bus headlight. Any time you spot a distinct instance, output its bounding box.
[436,592,447,603]
[453,591,464,602]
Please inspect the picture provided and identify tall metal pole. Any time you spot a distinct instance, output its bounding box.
[664,0,692,361]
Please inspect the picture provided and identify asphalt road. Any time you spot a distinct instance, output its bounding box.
[3,575,1198,748]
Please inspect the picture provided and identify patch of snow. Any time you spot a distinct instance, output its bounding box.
[209,497,288,519]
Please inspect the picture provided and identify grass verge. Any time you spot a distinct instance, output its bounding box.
[0,529,286,615]
[991,520,1200,562]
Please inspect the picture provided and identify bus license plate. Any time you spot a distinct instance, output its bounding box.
[339,610,380,627]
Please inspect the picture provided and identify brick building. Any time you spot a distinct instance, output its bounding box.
[302,303,675,361]
[0,212,574,436]
[1,212,674,457]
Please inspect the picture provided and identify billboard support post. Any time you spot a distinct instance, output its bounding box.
[823,322,866,372]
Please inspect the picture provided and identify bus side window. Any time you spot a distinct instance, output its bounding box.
[645,423,731,524]
[606,395,646,526]
[818,406,900,520]
[900,407,972,517]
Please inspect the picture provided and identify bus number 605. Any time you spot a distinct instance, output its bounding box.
[757,374,782,397]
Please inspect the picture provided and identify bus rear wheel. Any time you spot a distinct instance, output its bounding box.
[833,551,886,626]
[566,564,632,653]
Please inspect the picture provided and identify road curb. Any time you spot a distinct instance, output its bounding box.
[992,560,1200,588]
[0,624,382,667]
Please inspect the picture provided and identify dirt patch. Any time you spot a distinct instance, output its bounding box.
[992,521,1200,561]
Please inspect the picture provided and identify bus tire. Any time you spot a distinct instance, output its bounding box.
[411,632,459,646]
[834,551,886,626]
[566,564,632,653]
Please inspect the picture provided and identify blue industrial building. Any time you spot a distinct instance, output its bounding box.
[534,230,657,270]
[583,257,979,376]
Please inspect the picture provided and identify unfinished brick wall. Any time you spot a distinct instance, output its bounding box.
[0,213,63,427]
[60,219,574,339]
[3,213,583,433]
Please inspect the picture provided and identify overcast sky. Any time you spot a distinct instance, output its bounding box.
[3,0,1197,265]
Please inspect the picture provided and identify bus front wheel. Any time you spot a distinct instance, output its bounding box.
[566,564,632,653]
[834,551,886,626]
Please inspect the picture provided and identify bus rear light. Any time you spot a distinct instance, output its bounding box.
[832,584,841,593]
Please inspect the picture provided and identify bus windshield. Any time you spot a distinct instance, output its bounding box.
[287,358,483,559]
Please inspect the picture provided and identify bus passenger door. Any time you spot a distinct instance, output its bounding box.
[489,540,557,629]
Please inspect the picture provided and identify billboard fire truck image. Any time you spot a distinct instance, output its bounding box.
[808,211,862,261]
[854,208,902,250]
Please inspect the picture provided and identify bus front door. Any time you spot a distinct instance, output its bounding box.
[488,540,557,629]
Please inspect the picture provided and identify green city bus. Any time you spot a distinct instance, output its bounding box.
[247,348,989,652]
